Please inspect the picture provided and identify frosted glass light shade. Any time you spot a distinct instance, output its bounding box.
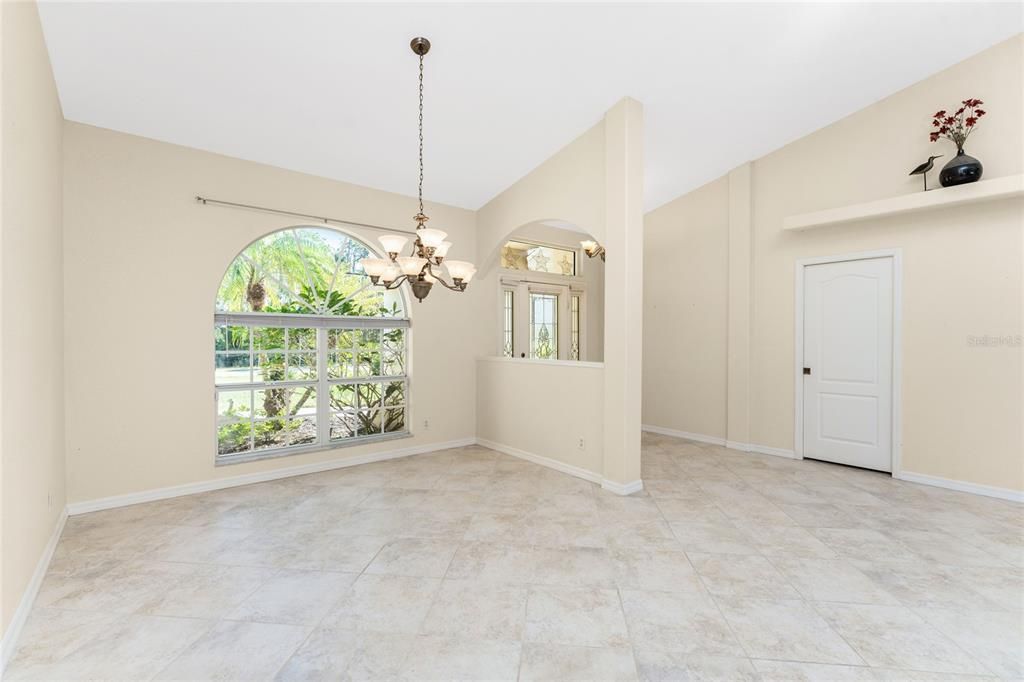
[417,228,448,249]
[445,260,475,281]
[433,241,452,258]
[381,264,401,283]
[378,234,409,255]
[359,258,390,278]
[397,256,427,276]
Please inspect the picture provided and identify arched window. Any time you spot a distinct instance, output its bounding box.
[214,227,409,463]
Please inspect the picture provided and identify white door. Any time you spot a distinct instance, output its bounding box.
[802,257,893,472]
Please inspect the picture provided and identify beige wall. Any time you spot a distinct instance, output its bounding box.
[643,35,1023,493]
[1,1,66,638]
[476,358,604,476]
[475,120,606,269]
[62,122,484,504]
[643,175,729,438]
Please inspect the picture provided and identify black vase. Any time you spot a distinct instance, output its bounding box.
[939,147,983,187]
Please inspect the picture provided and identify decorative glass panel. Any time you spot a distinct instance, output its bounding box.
[570,294,581,361]
[503,289,514,358]
[501,241,576,276]
[529,293,558,360]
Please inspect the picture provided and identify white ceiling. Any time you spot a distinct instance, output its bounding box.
[38,2,1022,211]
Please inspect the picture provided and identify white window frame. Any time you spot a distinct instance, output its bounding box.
[214,312,411,465]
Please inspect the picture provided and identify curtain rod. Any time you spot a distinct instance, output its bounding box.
[195,195,420,237]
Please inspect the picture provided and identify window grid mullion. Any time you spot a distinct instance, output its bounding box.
[317,327,329,448]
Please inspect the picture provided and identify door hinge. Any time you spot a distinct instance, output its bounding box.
[803,367,811,375]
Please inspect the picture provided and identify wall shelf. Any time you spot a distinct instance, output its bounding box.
[783,174,1024,231]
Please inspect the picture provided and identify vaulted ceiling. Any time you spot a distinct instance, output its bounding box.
[38,2,1022,210]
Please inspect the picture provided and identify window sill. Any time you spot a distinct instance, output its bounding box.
[478,356,604,369]
[215,430,413,467]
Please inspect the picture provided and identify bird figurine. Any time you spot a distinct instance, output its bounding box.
[909,155,943,191]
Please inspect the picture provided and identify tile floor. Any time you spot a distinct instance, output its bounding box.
[6,433,1023,681]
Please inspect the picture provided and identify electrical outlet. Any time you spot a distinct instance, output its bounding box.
[577,437,585,450]
[423,419,430,431]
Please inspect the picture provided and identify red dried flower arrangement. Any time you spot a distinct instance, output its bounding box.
[930,99,986,151]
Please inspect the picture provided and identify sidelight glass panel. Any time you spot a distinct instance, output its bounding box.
[503,289,514,357]
[570,294,581,361]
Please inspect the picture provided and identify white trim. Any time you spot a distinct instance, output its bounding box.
[1,508,68,671]
[214,312,410,329]
[642,424,725,446]
[475,437,603,484]
[475,440,644,497]
[601,479,644,495]
[477,355,604,369]
[641,425,795,459]
[726,440,798,459]
[895,471,1024,503]
[783,174,1024,231]
[794,249,903,477]
[67,437,475,515]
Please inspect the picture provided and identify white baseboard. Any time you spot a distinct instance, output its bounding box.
[67,437,476,516]
[895,470,1023,503]
[725,440,798,460]
[475,437,603,484]
[475,438,644,497]
[641,425,795,459]
[1,507,68,671]
[601,479,645,495]
[642,424,725,446]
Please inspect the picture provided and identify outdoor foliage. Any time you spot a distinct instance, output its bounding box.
[215,228,406,456]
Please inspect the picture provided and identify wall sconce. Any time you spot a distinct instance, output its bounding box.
[581,240,606,261]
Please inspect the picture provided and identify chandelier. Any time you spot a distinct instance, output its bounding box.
[359,37,476,303]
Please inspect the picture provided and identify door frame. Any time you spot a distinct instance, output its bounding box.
[794,248,903,476]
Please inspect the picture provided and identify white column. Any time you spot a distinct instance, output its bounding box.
[727,163,752,448]
[602,97,644,493]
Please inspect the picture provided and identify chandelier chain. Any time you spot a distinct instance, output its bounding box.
[418,53,425,216]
